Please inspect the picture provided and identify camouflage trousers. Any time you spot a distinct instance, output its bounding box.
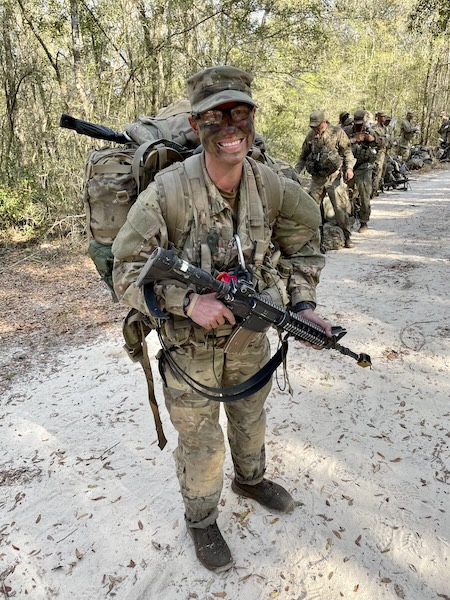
[349,164,373,224]
[309,170,351,238]
[399,144,411,162]
[161,331,271,529]
[372,150,386,194]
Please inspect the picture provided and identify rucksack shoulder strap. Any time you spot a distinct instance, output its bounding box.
[154,154,210,269]
[245,156,284,224]
[182,155,212,271]
[132,142,184,194]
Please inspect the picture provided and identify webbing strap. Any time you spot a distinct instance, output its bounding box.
[123,309,167,450]
[132,142,183,194]
[91,163,132,175]
[243,159,265,247]
[132,141,158,192]
[160,335,289,402]
[182,156,212,271]
[138,322,167,450]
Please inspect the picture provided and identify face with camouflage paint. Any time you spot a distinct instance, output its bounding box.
[190,102,256,166]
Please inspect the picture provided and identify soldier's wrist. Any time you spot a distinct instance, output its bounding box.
[292,301,316,312]
[182,290,196,316]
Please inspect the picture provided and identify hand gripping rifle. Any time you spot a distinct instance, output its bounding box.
[135,249,371,394]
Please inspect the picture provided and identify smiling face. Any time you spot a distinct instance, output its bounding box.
[189,102,256,167]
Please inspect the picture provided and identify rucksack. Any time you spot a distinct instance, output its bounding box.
[84,141,190,300]
[74,105,199,450]
[124,99,200,150]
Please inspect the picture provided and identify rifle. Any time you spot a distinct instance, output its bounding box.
[59,113,194,157]
[136,248,372,370]
[59,113,132,144]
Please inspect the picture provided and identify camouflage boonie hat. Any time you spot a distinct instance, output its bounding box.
[187,66,257,114]
[353,110,366,124]
[309,110,325,127]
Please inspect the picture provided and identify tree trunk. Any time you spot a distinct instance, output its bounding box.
[70,0,89,118]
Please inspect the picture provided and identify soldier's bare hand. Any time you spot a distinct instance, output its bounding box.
[296,308,332,349]
[188,292,236,330]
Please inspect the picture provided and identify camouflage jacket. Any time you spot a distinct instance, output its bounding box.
[438,119,450,143]
[371,123,390,150]
[112,153,324,323]
[295,123,356,175]
[343,124,382,166]
[399,119,418,146]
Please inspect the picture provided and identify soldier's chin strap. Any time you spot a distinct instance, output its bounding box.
[158,331,289,402]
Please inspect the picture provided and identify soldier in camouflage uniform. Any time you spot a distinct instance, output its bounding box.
[112,66,330,572]
[344,110,381,232]
[295,111,356,248]
[371,111,389,196]
[438,111,450,144]
[398,111,420,161]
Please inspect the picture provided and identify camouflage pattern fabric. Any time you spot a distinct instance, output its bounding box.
[112,154,324,317]
[162,332,270,527]
[186,66,257,114]
[295,123,355,176]
[371,122,389,193]
[351,143,377,164]
[308,170,352,239]
[398,118,419,161]
[348,164,373,224]
[112,152,323,525]
[321,222,345,251]
[342,123,383,223]
[295,124,355,240]
[125,99,200,149]
[372,148,386,193]
[84,147,138,245]
[343,123,381,168]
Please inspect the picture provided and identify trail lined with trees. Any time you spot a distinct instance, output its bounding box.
[1,0,449,239]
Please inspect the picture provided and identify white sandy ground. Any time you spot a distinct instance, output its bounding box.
[1,168,449,600]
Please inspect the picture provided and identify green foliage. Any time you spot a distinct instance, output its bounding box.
[409,0,450,36]
[0,0,449,239]
[0,177,47,234]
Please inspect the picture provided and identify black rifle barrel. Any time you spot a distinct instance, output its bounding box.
[59,113,130,144]
[136,248,372,368]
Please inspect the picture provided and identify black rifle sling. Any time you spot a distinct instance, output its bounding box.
[159,333,289,402]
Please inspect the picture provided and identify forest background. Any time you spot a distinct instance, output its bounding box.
[1,0,449,238]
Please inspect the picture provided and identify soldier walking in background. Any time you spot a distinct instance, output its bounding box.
[372,111,389,196]
[398,111,420,161]
[344,110,381,232]
[295,110,356,248]
[438,111,450,144]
